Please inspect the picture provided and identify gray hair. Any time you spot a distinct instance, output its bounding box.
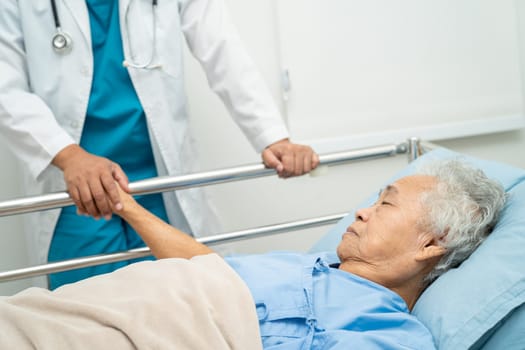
[415,159,506,284]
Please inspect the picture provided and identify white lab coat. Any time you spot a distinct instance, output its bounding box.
[0,0,289,267]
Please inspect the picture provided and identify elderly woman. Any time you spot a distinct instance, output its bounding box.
[104,159,504,349]
[0,160,506,350]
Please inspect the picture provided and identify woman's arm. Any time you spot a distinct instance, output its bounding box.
[114,189,214,259]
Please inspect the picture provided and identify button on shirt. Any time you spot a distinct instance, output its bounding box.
[226,252,437,350]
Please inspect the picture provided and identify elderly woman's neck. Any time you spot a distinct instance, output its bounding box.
[390,282,425,311]
[339,262,426,311]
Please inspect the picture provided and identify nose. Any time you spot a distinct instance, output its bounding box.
[355,208,368,221]
[355,207,369,221]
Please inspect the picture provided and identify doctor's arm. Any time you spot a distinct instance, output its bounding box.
[179,0,319,178]
[113,186,214,259]
[0,1,127,220]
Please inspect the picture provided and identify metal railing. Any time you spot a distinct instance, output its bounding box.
[0,139,425,283]
[0,143,409,217]
[0,213,347,282]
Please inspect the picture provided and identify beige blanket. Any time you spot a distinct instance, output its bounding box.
[0,254,262,350]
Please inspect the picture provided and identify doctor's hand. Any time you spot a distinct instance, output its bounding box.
[262,139,319,178]
[52,144,130,220]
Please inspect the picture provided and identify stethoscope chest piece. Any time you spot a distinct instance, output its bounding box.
[52,29,73,54]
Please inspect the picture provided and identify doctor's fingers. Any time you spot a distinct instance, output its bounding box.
[69,186,89,217]
[279,153,299,177]
[262,148,284,173]
[79,180,112,220]
[281,147,319,177]
[68,182,101,219]
[67,173,111,219]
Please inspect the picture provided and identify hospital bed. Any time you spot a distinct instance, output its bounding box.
[0,139,524,350]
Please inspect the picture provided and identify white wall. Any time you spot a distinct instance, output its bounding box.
[275,0,525,148]
[1,0,525,295]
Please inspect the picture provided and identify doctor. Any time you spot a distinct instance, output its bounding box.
[0,0,319,289]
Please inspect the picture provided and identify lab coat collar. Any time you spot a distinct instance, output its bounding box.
[60,0,132,47]
[61,0,90,44]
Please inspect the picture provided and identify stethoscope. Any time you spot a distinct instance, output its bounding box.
[50,0,73,54]
[50,0,160,69]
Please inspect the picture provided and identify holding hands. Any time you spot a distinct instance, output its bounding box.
[52,144,129,220]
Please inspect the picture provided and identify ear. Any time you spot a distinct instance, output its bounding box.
[415,234,447,262]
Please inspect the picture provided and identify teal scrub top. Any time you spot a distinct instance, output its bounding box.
[226,252,437,350]
[48,0,168,290]
[81,0,157,182]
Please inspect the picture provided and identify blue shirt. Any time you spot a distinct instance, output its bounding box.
[226,252,436,350]
[82,0,157,183]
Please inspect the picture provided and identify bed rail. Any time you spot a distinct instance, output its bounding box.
[0,143,411,217]
[0,213,346,282]
[0,139,427,283]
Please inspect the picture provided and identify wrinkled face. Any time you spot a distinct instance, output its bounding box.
[336,175,437,269]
